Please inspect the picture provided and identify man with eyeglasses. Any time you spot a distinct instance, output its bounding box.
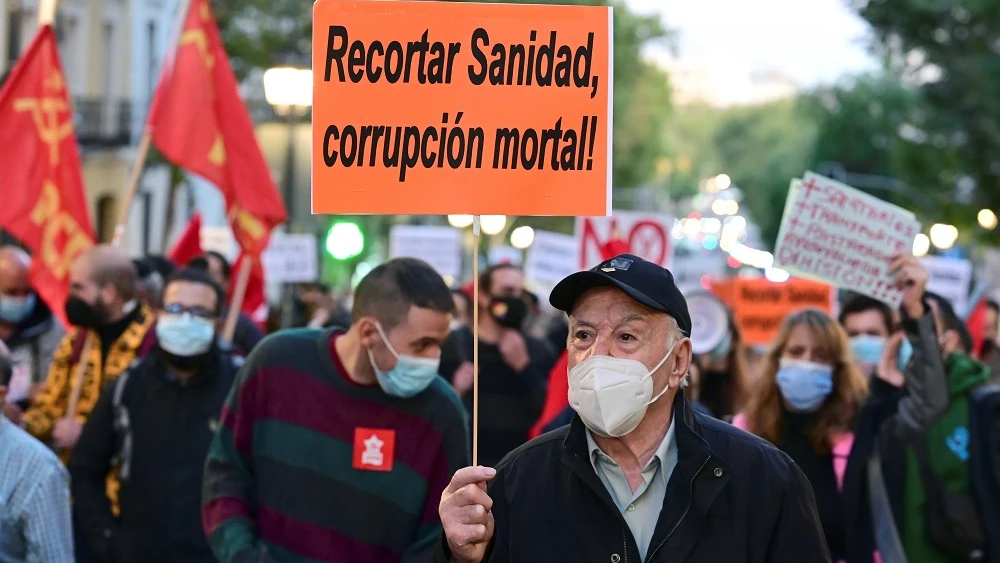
[69,268,241,563]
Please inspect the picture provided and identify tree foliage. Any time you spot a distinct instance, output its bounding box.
[855,0,1000,242]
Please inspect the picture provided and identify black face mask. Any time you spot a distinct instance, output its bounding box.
[489,296,527,330]
[157,344,213,373]
[64,297,108,328]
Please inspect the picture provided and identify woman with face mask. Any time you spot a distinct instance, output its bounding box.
[733,309,869,562]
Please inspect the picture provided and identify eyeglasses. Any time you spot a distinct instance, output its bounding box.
[161,303,216,321]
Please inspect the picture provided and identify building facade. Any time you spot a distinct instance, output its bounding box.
[1,0,186,256]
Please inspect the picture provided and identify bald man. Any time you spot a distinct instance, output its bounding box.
[0,246,64,422]
[22,245,157,451]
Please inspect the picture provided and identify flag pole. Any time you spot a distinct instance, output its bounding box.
[37,0,57,25]
[37,0,91,428]
[111,130,152,247]
[222,257,253,346]
[472,215,481,466]
[110,0,191,248]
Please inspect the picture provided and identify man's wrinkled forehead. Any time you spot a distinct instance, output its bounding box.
[569,287,664,325]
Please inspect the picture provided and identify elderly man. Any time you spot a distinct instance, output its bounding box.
[437,254,830,563]
[0,340,74,562]
[0,246,64,421]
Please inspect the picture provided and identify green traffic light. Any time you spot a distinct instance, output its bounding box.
[326,221,365,260]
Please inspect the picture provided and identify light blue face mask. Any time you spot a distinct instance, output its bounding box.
[850,335,885,365]
[368,323,440,398]
[156,313,216,356]
[0,293,35,324]
[776,358,834,412]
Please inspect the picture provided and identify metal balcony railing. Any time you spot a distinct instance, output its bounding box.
[74,98,133,147]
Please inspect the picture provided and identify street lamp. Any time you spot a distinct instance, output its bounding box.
[263,65,312,330]
[263,66,312,232]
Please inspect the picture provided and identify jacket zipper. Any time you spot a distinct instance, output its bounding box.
[644,455,712,563]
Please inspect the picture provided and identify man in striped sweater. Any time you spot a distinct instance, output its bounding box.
[202,258,470,563]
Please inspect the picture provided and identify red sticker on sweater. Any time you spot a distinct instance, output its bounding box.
[352,427,395,472]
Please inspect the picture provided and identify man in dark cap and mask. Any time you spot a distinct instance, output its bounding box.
[437,254,830,563]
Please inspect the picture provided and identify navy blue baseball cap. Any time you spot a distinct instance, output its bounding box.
[549,254,692,336]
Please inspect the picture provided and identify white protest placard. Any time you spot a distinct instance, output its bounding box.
[261,234,319,283]
[524,231,579,291]
[773,172,921,308]
[389,225,462,280]
[199,226,237,260]
[575,211,675,270]
[921,256,973,314]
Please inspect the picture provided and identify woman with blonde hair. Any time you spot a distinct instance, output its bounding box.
[733,308,869,562]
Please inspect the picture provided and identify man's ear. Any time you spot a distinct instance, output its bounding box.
[669,338,693,388]
[357,317,380,349]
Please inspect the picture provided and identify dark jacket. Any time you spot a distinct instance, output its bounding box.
[842,308,949,563]
[2,297,63,408]
[69,348,241,563]
[436,392,831,563]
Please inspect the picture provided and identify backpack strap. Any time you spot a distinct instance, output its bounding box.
[110,360,140,483]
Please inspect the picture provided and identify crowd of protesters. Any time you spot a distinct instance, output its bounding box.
[0,241,998,563]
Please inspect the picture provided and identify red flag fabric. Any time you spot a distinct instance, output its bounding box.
[148,0,286,257]
[0,26,95,325]
[232,253,268,331]
[529,351,569,439]
[967,297,988,359]
[167,213,203,266]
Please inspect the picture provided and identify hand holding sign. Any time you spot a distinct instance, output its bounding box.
[889,253,929,319]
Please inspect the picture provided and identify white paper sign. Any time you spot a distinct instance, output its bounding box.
[921,256,973,315]
[199,227,237,260]
[773,172,921,308]
[575,211,675,270]
[389,226,462,280]
[261,234,319,283]
[524,231,579,290]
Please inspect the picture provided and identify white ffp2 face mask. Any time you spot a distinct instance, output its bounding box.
[568,342,677,438]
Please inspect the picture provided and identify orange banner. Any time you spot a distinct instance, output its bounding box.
[311,0,612,216]
[711,278,834,346]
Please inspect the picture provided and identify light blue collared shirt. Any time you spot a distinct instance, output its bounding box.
[586,420,678,562]
[0,415,74,563]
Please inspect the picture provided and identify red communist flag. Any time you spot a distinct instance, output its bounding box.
[167,213,204,266]
[148,0,286,257]
[0,26,95,326]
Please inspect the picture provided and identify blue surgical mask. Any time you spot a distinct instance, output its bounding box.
[368,322,440,398]
[156,314,216,357]
[897,337,913,372]
[850,335,885,365]
[776,358,834,412]
[0,293,35,324]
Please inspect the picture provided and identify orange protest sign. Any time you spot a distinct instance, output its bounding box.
[711,278,834,346]
[311,0,612,216]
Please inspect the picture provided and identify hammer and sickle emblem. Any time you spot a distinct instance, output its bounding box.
[29,181,93,279]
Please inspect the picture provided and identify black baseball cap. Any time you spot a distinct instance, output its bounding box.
[549,254,692,335]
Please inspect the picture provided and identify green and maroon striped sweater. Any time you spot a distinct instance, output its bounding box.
[202,328,469,563]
